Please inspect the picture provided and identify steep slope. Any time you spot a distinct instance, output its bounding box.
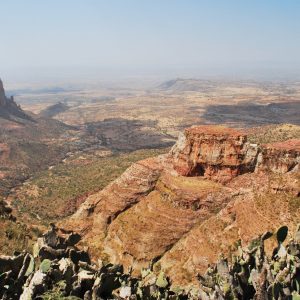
[0,78,33,122]
[0,79,79,255]
[0,79,76,195]
[62,125,300,287]
[159,172,300,286]
[62,156,168,257]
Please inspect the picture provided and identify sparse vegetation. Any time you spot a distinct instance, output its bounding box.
[0,219,32,254]
[1,76,300,295]
[247,124,300,144]
[11,148,168,225]
[1,224,300,299]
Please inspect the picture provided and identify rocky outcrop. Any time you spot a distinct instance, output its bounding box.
[61,125,300,287]
[0,199,13,219]
[257,139,300,174]
[103,173,232,275]
[171,125,259,183]
[0,78,17,109]
[0,78,32,121]
[158,172,300,285]
[171,125,300,183]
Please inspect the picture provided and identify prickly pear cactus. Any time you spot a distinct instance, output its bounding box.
[40,259,51,273]
[198,227,300,300]
[292,292,300,300]
[155,271,168,288]
[33,242,40,258]
[25,255,35,276]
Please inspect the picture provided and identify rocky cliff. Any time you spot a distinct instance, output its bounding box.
[171,126,258,183]
[0,78,32,121]
[62,125,300,287]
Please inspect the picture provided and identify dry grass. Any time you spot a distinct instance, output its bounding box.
[247,124,300,144]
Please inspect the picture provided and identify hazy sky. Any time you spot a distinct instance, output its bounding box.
[1,0,300,81]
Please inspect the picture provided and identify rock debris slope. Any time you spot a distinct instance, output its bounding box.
[62,125,300,286]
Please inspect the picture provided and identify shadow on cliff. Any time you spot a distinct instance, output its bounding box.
[201,101,300,127]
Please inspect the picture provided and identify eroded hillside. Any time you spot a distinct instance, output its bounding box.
[0,78,175,257]
[61,125,300,287]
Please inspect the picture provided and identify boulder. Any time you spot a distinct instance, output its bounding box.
[20,270,47,300]
[119,286,132,299]
[0,253,26,276]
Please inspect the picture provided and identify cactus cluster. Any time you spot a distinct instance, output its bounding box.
[1,225,300,299]
[198,225,300,300]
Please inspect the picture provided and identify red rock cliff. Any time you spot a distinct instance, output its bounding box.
[171,125,259,183]
[257,139,300,174]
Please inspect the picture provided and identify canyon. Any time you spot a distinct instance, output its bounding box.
[1,77,300,295]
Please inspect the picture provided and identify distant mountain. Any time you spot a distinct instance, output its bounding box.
[157,78,216,92]
[39,101,70,118]
[0,78,33,122]
[0,79,76,197]
[7,86,76,96]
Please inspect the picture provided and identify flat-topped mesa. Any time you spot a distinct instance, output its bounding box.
[171,125,259,183]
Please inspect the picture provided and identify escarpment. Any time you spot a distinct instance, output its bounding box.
[61,125,300,286]
[0,78,32,121]
[171,126,259,183]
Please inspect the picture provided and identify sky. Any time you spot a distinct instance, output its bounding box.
[1,0,300,82]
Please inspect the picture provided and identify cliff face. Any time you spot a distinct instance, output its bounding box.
[0,79,6,106]
[0,78,31,121]
[172,125,300,183]
[257,139,300,174]
[171,126,259,183]
[62,125,300,287]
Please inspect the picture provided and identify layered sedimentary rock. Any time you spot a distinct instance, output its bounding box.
[171,125,259,183]
[62,155,169,258]
[62,125,300,287]
[159,172,300,286]
[257,139,300,174]
[103,173,232,274]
